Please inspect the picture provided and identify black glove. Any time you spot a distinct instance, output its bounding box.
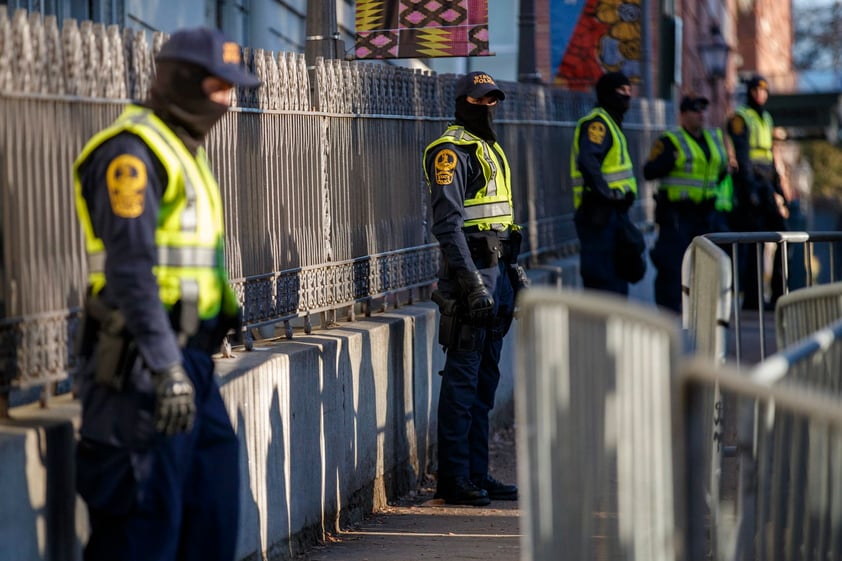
[152,364,196,436]
[508,264,530,294]
[457,270,494,320]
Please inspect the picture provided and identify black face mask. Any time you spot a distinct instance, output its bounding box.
[595,71,632,123]
[598,91,631,120]
[454,97,497,142]
[145,61,229,154]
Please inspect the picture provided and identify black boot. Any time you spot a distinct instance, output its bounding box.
[435,476,491,506]
[471,474,518,500]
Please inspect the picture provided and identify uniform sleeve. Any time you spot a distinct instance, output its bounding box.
[425,142,475,274]
[643,135,678,180]
[726,113,758,202]
[78,133,182,373]
[575,116,616,201]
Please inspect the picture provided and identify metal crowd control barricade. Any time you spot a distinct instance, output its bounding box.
[680,236,733,561]
[516,288,682,561]
[685,235,842,561]
[729,280,842,561]
[776,281,842,349]
[739,287,842,561]
[702,231,842,366]
[680,355,842,561]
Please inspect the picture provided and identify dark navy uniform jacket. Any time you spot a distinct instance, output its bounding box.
[727,111,783,203]
[576,114,622,202]
[77,132,182,373]
[424,139,489,275]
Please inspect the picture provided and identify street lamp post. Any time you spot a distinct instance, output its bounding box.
[698,25,730,104]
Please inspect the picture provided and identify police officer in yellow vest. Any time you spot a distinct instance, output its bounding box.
[423,71,526,506]
[644,95,729,313]
[72,28,260,561]
[572,71,645,295]
[727,74,788,310]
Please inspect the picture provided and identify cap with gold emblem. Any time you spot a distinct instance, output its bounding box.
[156,27,261,88]
[455,71,505,101]
[746,75,768,92]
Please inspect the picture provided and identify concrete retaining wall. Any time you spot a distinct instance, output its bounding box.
[0,302,516,561]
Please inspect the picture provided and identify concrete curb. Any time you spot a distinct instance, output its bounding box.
[0,302,517,561]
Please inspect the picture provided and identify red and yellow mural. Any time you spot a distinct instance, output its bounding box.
[552,0,642,91]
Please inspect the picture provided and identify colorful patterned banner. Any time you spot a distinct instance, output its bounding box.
[551,0,642,91]
[355,0,490,59]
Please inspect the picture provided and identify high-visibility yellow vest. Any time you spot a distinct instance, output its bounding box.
[424,125,515,230]
[736,106,774,165]
[570,107,637,209]
[716,174,734,212]
[73,105,238,321]
[658,128,727,203]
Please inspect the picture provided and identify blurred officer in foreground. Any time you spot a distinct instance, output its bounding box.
[423,71,527,506]
[727,75,788,310]
[571,71,645,295]
[73,27,260,560]
[645,95,729,313]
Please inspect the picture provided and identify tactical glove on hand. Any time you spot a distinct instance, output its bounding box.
[509,265,530,295]
[152,364,196,436]
[457,270,495,320]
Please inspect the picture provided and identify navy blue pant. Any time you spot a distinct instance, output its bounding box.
[437,261,513,479]
[575,203,629,296]
[650,205,717,313]
[730,195,787,309]
[76,347,239,561]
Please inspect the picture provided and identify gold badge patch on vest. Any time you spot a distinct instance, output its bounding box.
[647,140,664,161]
[730,116,745,135]
[434,149,457,185]
[588,121,606,144]
[106,154,148,218]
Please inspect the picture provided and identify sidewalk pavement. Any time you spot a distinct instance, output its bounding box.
[296,427,520,561]
[292,252,654,561]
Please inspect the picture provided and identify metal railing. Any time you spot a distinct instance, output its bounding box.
[680,235,733,561]
[516,287,682,561]
[519,283,842,561]
[680,355,842,561]
[0,8,673,407]
[681,234,842,561]
[702,231,842,365]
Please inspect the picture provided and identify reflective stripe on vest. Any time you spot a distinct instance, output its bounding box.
[736,107,774,165]
[570,107,637,208]
[658,128,727,203]
[73,105,231,320]
[86,246,219,274]
[423,126,514,228]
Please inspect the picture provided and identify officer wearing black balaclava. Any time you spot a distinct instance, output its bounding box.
[570,71,645,296]
[727,74,788,310]
[596,71,632,125]
[73,27,260,561]
[423,72,527,506]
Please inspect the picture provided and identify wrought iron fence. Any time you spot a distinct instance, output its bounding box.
[0,7,673,401]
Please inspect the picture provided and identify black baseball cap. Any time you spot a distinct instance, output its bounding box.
[746,74,768,91]
[455,71,506,100]
[679,95,709,112]
[156,27,261,88]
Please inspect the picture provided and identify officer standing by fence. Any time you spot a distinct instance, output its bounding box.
[72,28,260,560]
[644,95,730,313]
[423,71,527,506]
[571,71,645,295]
[727,74,789,310]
